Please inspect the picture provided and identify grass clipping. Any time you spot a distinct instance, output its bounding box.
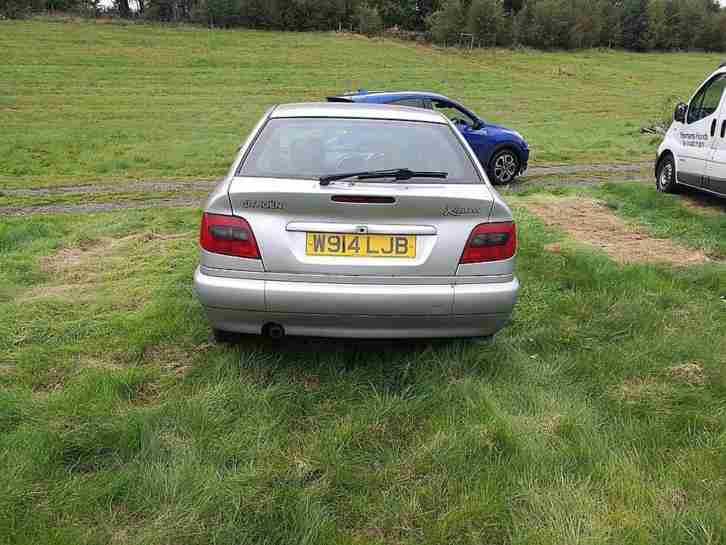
[523,197,707,265]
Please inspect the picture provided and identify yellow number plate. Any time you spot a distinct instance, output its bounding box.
[306,233,416,258]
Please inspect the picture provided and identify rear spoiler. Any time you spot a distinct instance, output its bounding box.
[326,96,354,103]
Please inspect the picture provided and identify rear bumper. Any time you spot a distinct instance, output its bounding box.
[194,267,519,338]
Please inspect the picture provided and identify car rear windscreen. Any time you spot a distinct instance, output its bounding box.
[237,118,481,183]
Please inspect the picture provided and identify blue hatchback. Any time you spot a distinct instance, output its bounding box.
[328,91,529,185]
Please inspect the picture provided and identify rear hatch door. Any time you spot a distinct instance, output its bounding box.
[229,177,494,277]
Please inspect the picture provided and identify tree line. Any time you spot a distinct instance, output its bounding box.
[4,0,726,52]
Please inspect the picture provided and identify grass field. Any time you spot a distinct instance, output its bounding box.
[2,17,726,545]
[1,18,725,188]
[2,184,725,544]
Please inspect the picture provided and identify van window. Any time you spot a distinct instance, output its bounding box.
[688,75,726,124]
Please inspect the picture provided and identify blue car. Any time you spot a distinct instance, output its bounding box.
[328,91,529,185]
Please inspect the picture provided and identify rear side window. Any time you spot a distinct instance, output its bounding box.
[238,118,481,184]
[431,100,478,129]
[391,98,426,108]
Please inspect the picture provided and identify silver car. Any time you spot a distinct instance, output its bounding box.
[194,103,519,340]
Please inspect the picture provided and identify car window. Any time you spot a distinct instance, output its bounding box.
[391,98,426,109]
[688,75,726,124]
[238,118,481,183]
[431,100,477,128]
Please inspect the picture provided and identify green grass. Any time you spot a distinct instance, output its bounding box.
[2,17,726,544]
[1,18,725,189]
[2,187,725,544]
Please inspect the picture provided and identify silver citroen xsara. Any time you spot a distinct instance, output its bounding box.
[194,103,519,339]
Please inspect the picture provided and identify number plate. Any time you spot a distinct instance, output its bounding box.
[306,233,416,258]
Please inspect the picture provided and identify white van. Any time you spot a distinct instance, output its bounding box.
[656,63,726,198]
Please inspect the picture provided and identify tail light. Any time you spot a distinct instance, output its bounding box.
[200,213,260,259]
[460,221,516,263]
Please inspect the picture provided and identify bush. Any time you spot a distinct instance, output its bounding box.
[426,0,465,45]
[7,0,726,53]
[1,0,45,17]
[518,0,576,49]
[356,3,383,35]
[467,0,506,47]
[621,0,651,51]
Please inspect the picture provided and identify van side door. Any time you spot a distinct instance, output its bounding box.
[678,74,726,188]
[706,78,726,196]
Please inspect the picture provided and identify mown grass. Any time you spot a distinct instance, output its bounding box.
[2,184,725,544]
[1,17,725,188]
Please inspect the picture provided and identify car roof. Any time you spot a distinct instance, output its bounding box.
[270,102,448,124]
[332,91,452,102]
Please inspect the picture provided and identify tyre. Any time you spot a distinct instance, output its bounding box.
[488,149,520,185]
[212,328,239,344]
[656,154,678,193]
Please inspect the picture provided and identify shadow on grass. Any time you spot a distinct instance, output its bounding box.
[184,330,515,398]
[678,184,726,213]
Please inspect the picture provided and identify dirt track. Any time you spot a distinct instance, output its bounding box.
[522,197,708,264]
[0,196,203,217]
[0,180,217,197]
[0,162,654,216]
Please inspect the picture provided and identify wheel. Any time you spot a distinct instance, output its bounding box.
[212,328,239,344]
[656,154,678,193]
[488,149,520,185]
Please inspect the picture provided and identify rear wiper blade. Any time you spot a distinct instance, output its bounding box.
[319,168,447,186]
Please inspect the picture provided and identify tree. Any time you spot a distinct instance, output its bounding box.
[675,0,703,50]
[621,0,651,50]
[503,0,522,13]
[467,0,505,46]
[572,0,602,48]
[426,0,465,44]
[648,0,668,50]
[599,0,623,48]
[414,0,440,28]
[368,0,417,28]
[116,0,131,16]
[356,2,383,34]
[521,0,577,49]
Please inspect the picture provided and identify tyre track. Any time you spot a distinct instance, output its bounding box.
[1,180,217,196]
[0,196,204,217]
[0,162,653,216]
[0,162,651,196]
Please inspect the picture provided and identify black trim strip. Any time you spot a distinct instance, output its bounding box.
[676,170,702,186]
[677,180,726,198]
[331,195,396,204]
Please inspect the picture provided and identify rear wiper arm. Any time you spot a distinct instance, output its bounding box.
[319,168,447,186]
